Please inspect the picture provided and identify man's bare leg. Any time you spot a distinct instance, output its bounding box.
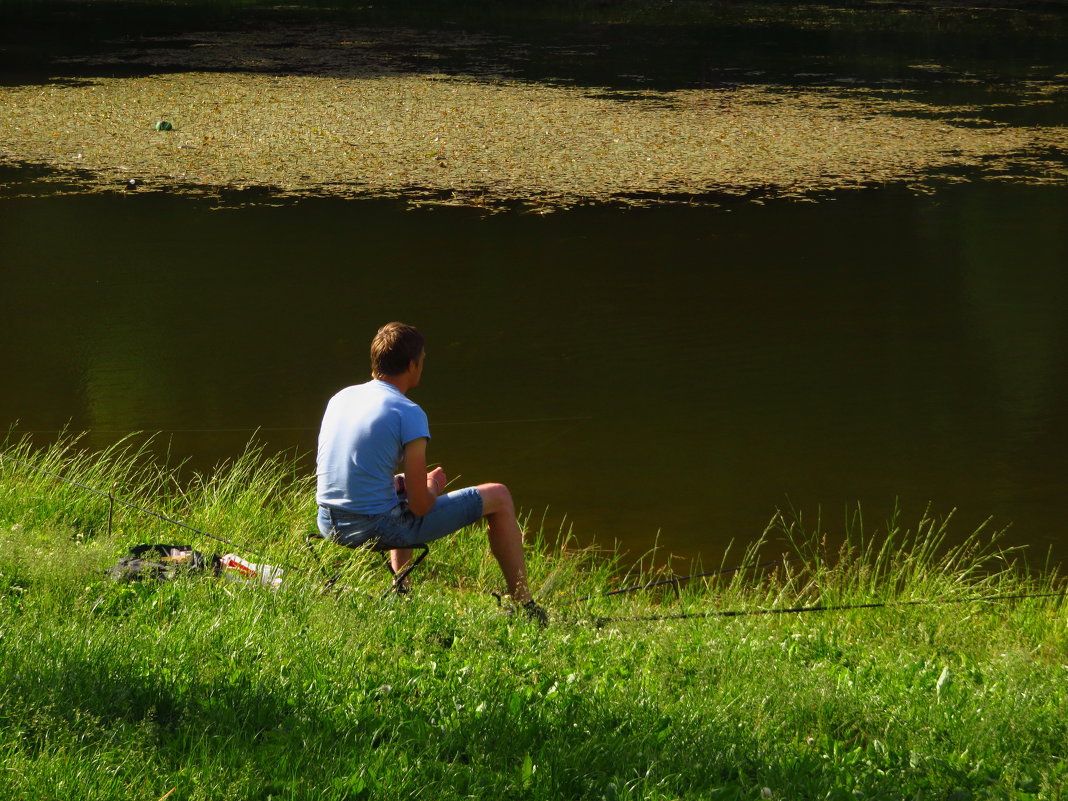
[390,548,413,576]
[477,483,532,604]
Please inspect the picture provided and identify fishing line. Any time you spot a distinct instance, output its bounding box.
[11,416,594,436]
[569,555,802,604]
[10,427,315,435]
[435,415,594,427]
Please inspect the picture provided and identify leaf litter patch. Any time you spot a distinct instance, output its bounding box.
[1,71,1065,211]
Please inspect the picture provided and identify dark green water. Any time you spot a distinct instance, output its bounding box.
[2,1,1067,563]
[3,180,1066,562]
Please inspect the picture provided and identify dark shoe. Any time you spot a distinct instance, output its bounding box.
[523,600,549,627]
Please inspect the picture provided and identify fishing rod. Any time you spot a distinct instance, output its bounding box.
[1,450,422,596]
[581,590,1068,627]
[0,450,286,568]
[569,555,803,604]
[11,450,1063,623]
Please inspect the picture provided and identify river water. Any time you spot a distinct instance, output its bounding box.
[2,3,1066,564]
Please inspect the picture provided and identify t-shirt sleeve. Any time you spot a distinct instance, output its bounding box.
[399,403,431,446]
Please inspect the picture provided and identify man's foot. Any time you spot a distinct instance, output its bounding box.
[494,594,549,627]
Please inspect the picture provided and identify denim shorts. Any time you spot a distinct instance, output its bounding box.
[317,486,484,549]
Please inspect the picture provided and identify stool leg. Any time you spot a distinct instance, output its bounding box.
[380,544,430,599]
[306,536,341,589]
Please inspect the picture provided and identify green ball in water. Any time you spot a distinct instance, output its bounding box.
[155,121,173,131]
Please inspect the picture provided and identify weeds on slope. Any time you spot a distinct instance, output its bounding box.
[1,435,1065,800]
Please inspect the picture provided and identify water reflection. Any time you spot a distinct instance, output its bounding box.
[1,180,1066,562]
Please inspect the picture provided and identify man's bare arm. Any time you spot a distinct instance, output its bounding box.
[403,437,440,517]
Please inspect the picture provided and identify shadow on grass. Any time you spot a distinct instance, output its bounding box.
[0,617,770,797]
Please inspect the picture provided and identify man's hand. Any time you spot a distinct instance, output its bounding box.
[428,466,447,497]
[401,467,444,500]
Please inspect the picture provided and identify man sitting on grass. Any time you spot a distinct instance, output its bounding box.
[316,321,547,624]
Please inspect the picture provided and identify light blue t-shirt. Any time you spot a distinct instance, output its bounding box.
[316,380,431,514]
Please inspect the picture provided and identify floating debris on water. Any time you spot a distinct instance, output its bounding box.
[0,66,1064,210]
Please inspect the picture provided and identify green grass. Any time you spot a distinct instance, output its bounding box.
[1,435,1066,800]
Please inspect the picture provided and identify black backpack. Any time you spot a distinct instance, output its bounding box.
[106,544,220,583]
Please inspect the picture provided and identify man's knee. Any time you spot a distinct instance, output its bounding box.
[477,483,514,516]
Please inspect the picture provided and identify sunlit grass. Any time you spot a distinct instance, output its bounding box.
[1,435,1066,800]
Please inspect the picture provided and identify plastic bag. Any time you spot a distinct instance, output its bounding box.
[218,553,284,588]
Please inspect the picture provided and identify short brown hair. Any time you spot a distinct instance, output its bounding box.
[370,322,425,378]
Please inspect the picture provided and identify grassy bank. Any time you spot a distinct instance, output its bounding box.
[1,436,1066,800]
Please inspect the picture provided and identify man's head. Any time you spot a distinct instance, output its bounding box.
[370,322,425,381]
